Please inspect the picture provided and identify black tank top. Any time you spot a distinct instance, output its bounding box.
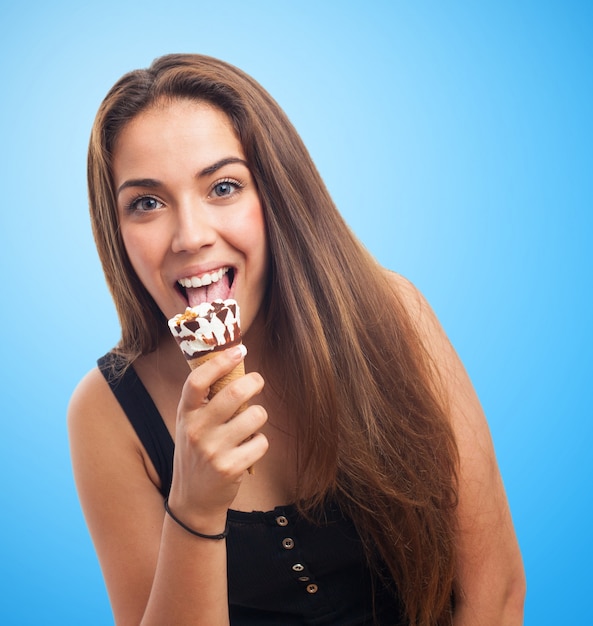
[98,352,404,625]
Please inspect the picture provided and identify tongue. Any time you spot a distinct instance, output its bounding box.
[186,273,231,308]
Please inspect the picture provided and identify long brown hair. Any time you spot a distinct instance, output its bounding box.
[88,54,458,625]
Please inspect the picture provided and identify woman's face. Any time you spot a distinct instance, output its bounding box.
[112,99,269,335]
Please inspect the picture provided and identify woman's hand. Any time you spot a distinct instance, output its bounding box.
[168,345,269,532]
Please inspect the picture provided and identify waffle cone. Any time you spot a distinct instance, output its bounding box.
[186,349,253,474]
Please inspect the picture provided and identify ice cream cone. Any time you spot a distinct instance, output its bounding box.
[169,299,254,474]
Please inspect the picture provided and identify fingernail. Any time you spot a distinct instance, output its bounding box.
[235,344,247,359]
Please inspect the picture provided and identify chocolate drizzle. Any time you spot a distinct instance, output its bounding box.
[168,299,242,359]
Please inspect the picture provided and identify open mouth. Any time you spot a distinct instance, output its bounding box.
[176,266,235,307]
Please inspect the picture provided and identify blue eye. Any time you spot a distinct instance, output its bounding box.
[127,196,163,213]
[211,179,243,198]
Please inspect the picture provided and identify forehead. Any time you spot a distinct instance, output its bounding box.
[112,99,244,178]
[121,97,237,137]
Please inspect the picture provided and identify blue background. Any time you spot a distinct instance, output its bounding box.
[0,1,590,624]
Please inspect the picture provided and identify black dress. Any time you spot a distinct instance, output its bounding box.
[98,352,405,625]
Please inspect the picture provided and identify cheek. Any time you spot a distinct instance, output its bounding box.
[242,201,268,255]
[120,226,161,284]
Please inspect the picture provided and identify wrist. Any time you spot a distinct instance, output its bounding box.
[164,497,229,540]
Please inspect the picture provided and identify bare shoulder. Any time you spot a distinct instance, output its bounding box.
[384,270,480,429]
[68,366,141,461]
[68,366,119,427]
[383,270,432,314]
[68,365,162,491]
[68,367,145,492]
[383,268,418,295]
[382,268,489,439]
[383,269,448,349]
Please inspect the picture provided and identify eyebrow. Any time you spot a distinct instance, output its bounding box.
[116,178,161,196]
[198,157,249,177]
[116,157,249,197]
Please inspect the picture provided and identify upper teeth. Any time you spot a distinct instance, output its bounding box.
[178,267,229,289]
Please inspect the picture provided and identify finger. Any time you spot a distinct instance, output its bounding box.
[180,345,247,409]
[211,371,265,420]
[238,431,269,472]
[219,431,269,476]
[220,400,268,476]
[224,402,268,445]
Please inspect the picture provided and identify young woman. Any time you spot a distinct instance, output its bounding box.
[68,54,525,625]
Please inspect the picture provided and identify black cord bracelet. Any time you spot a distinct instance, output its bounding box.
[164,498,229,540]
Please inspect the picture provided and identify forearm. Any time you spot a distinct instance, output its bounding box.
[140,515,230,626]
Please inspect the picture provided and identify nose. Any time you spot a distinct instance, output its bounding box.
[171,201,217,254]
